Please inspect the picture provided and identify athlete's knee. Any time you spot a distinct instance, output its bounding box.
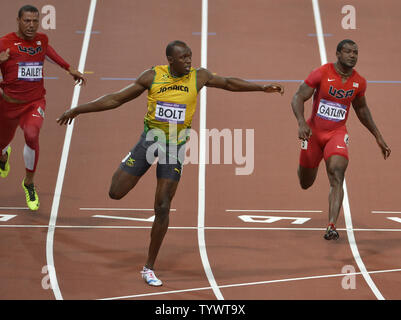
[109,189,122,200]
[154,199,171,217]
[299,179,313,190]
[298,167,316,190]
[23,125,40,147]
[327,167,345,187]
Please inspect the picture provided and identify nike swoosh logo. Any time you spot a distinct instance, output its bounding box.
[14,42,22,45]
[336,145,346,149]
[32,114,41,118]
[328,79,335,81]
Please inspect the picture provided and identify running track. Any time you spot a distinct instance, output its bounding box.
[1,0,400,303]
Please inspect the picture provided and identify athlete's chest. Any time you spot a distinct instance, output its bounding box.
[11,43,46,60]
[319,75,360,102]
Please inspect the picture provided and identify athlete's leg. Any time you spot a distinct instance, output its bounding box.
[144,142,184,270]
[0,114,18,165]
[109,132,155,199]
[108,168,142,199]
[325,155,348,225]
[298,135,323,189]
[323,130,349,226]
[19,101,45,185]
[298,165,319,189]
[145,177,179,270]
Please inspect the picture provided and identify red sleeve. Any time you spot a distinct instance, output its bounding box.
[356,78,367,98]
[304,67,322,89]
[46,45,70,70]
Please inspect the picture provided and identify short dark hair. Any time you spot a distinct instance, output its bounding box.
[166,40,187,57]
[18,5,39,18]
[336,39,356,52]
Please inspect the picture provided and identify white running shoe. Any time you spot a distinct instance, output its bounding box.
[141,267,163,286]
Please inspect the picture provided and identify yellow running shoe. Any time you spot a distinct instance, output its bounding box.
[22,179,40,211]
[0,146,11,178]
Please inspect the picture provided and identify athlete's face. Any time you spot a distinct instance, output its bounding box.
[168,45,192,76]
[17,11,40,40]
[336,43,358,69]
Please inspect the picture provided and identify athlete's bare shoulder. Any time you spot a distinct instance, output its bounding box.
[195,67,213,89]
[136,68,156,89]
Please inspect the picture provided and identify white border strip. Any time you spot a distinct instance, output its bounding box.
[197,0,224,300]
[46,0,97,300]
[311,0,384,300]
[99,267,401,300]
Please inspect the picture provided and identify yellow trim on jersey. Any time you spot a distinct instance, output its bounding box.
[144,65,198,144]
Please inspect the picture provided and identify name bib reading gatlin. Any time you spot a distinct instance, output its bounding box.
[317,99,347,122]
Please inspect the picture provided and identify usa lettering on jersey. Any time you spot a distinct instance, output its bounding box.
[328,85,354,99]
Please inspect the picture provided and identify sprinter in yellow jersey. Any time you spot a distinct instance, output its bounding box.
[57,40,284,287]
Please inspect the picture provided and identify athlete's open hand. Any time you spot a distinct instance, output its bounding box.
[0,48,10,63]
[68,68,86,86]
[56,109,78,125]
[263,83,284,95]
[376,137,391,160]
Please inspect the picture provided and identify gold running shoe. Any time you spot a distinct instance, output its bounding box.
[0,146,11,178]
[22,179,40,211]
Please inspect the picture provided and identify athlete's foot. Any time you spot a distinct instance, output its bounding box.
[0,146,11,178]
[141,266,163,286]
[324,223,339,240]
[22,179,40,211]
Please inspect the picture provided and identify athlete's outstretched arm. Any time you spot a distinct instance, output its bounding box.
[352,95,391,159]
[46,45,85,85]
[196,68,284,94]
[291,82,315,140]
[57,69,154,125]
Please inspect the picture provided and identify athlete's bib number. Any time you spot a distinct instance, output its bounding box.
[18,62,43,82]
[317,99,347,122]
[155,101,186,124]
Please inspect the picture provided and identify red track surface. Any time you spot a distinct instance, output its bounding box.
[1,0,400,303]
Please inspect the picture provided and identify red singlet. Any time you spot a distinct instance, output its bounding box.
[300,63,367,168]
[0,32,70,103]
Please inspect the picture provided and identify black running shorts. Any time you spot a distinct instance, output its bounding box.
[119,131,186,181]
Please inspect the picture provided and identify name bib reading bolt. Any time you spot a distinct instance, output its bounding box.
[155,101,186,124]
[18,62,43,82]
[317,99,347,122]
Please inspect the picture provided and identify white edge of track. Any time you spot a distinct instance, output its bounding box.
[197,0,224,300]
[46,0,97,300]
[311,0,385,300]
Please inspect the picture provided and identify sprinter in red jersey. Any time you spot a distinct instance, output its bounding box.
[291,39,391,240]
[0,5,85,211]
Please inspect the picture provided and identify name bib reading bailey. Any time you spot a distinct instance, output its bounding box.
[18,62,43,82]
[155,101,186,124]
[317,99,347,122]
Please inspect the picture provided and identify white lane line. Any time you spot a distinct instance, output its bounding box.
[198,0,224,301]
[92,215,155,222]
[98,267,401,300]
[312,0,385,300]
[0,207,29,210]
[372,211,401,214]
[2,225,401,232]
[46,0,97,301]
[226,209,323,213]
